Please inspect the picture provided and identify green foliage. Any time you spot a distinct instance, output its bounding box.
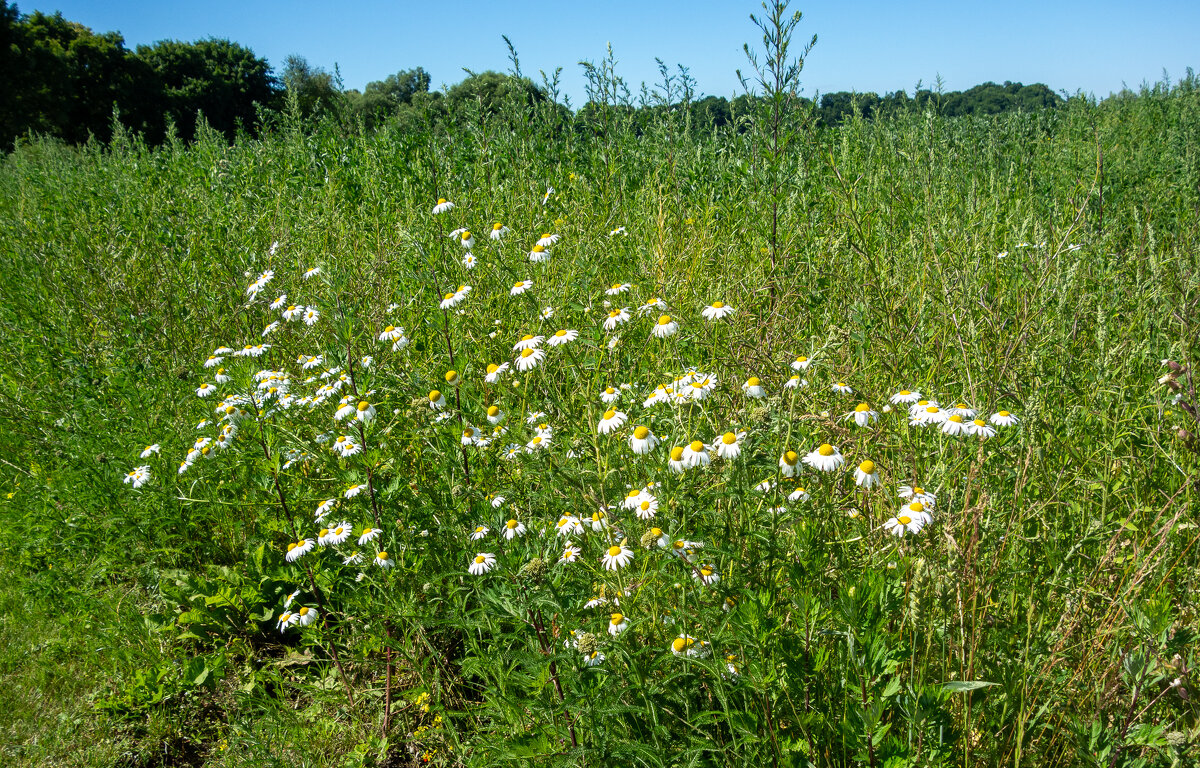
[0,30,1199,768]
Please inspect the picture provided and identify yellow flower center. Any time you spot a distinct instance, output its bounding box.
[783,450,799,465]
[474,555,485,564]
[506,520,518,529]
[521,348,534,358]
[949,414,963,423]
[898,515,912,525]
[855,403,871,412]
[437,198,446,204]
[633,426,650,439]
[722,432,737,445]
[701,567,713,577]
[532,244,546,252]
[899,389,911,395]
[445,370,458,383]
[464,429,475,438]
[926,406,939,413]
[541,233,550,239]
[672,637,693,652]
[818,444,834,456]
[689,440,705,452]
[658,315,671,325]
[611,613,624,624]
[796,356,807,363]
[607,546,622,557]
[917,400,929,407]
[603,409,616,420]
[974,419,986,426]
[363,528,373,535]
[486,363,499,374]
[608,309,620,318]
[747,377,760,387]
[493,222,503,230]
[531,436,542,445]
[287,542,297,551]
[429,390,441,402]
[298,607,309,616]
[640,501,651,511]
[999,410,1011,417]
[513,281,524,289]
[859,460,875,474]
[443,292,455,301]
[487,405,500,416]
[712,301,725,308]
[910,501,925,512]
[650,527,662,536]
[357,401,369,411]
[461,231,471,240]
[378,552,388,559]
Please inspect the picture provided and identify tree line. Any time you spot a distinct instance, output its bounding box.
[0,1,1065,149]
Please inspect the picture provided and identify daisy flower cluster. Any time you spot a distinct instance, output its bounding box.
[125,192,1023,694]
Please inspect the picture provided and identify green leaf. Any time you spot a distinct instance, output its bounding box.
[940,680,998,692]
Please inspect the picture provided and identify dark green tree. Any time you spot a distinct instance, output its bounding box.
[134,38,280,142]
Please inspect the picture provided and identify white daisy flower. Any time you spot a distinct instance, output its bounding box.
[513,334,544,351]
[525,434,550,452]
[791,355,812,371]
[694,565,720,586]
[845,403,879,427]
[884,502,932,537]
[969,418,997,438]
[461,252,477,269]
[468,552,497,575]
[356,401,376,423]
[715,431,744,460]
[515,347,546,372]
[668,446,687,474]
[638,297,667,316]
[325,522,352,546]
[510,279,532,296]
[431,198,454,214]
[139,444,161,458]
[787,484,810,502]
[315,498,337,520]
[204,355,223,368]
[485,405,504,425]
[671,634,710,658]
[560,542,583,563]
[285,538,314,562]
[948,403,977,419]
[599,386,621,404]
[602,307,631,331]
[536,232,560,247]
[283,304,304,321]
[897,485,937,507]
[428,390,447,410]
[277,610,297,632]
[779,450,802,477]
[462,426,481,446]
[634,496,659,519]
[555,515,585,538]
[652,314,681,338]
[802,443,844,472]
[302,355,323,370]
[540,306,555,320]
[269,295,287,311]
[940,414,970,436]
[490,222,509,239]
[853,460,880,488]
[344,484,364,499]
[458,231,474,249]
[602,544,634,571]
[597,409,628,435]
[608,612,629,636]
[701,301,734,320]
[583,650,605,667]
[605,283,631,296]
[123,465,151,489]
[502,519,526,540]
[910,405,948,427]
[196,382,216,398]
[831,381,854,394]
[784,374,807,389]
[484,362,509,383]
[378,325,405,343]
[609,226,627,236]
[990,410,1019,427]
[681,439,711,469]
[372,551,394,568]
[742,377,766,398]
[629,425,660,455]
[357,527,380,546]
[261,320,281,335]
[529,244,551,262]
[469,524,489,541]
[547,329,578,347]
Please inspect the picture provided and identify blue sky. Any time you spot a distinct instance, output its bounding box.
[21,0,1200,104]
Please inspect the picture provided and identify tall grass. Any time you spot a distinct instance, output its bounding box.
[0,57,1197,767]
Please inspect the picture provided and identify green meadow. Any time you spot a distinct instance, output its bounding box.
[0,49,1198,768]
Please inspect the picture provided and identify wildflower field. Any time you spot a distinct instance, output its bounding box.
[1,50,1199,767]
